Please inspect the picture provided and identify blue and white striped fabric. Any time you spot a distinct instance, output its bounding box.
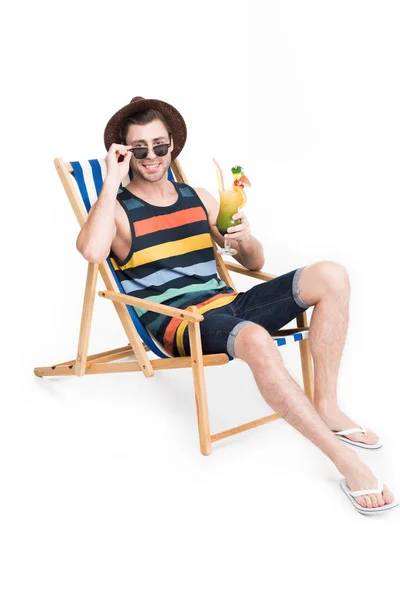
[68,159,309,360]
[273,331,309,347]
[70,158,174,359]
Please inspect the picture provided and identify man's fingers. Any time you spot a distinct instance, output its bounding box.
[227,225,245,233]
[110,143,132,156]
[226,232,249,240]
[105,145,133,167]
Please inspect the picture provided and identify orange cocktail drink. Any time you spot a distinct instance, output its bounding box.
[212,159,250,257]
[216,187,245,235]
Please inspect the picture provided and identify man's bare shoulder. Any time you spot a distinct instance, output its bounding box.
[193,186,219,219]
[193,187,225,247]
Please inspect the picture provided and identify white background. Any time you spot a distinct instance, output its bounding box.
[1,0,399,598]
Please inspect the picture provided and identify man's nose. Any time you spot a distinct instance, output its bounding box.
[146,147,158,159]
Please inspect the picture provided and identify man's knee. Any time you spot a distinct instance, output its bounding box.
[300,260,350,303]
[234,324,282,365]
[318,261,350,293]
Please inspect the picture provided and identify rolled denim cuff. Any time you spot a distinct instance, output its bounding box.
[292,266,311,309]
[227,321,254,359]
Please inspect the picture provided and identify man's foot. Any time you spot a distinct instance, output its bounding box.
[316,405,380,446]
[339,455,394,509]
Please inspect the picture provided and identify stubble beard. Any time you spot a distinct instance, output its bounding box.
[131,160,170,183]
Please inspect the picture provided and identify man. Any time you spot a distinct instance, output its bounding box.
[76,96,397,513]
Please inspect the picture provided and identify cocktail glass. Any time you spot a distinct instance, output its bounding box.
[216,186,246,256]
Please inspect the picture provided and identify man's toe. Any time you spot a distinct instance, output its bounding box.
[345,429,379,445]
[364,496,372,508]
[370,494,378,508]
[382,486,394,505]
[356,496,367,508]
[364,430,379,444]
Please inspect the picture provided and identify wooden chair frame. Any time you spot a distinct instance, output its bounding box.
[34,157,314,455]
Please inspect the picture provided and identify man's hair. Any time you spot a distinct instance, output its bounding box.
[119,109,172,144]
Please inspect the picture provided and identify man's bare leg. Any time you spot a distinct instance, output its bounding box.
[234,324,394,509]
[298,261,379,445]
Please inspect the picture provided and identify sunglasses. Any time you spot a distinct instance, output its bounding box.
[127,139,172,160]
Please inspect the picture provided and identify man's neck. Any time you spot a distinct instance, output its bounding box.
[126,175,176,204]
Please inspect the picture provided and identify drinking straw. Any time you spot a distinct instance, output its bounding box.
[215,169,223,193]
[212,157,225,191]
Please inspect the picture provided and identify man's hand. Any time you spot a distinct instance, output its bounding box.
[105,143,133,182]
[225,212,251,243]
[193,186,264,270]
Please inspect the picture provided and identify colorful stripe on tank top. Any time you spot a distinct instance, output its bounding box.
[110,233,213,271]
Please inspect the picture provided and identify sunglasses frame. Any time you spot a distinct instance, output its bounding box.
[127,133,172,160]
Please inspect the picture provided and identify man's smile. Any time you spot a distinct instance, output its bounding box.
[142,162,161,171]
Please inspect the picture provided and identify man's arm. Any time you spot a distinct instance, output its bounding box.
[194,187,265,271]
[76,143,132,264]
[76,176,120,264]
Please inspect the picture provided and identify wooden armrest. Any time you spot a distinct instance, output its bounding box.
[98,290,204,322]
[224,261,277,282]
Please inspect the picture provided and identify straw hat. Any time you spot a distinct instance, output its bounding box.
[104,96,187,161]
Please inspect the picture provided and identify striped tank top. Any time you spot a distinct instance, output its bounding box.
[108,181,239,356]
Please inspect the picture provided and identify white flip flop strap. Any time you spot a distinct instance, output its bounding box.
[349,479,383,497]
[334,425,367,436]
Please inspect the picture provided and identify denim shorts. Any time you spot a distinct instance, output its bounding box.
[175,266,312,359]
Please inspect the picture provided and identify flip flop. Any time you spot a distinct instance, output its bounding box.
[332,425,382,449]
[340,479,399,515]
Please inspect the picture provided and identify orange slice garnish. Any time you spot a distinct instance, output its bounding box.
[234,185,247,208]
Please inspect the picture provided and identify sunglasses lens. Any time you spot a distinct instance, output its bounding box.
[154,144,169,157]
[132,148,148,159]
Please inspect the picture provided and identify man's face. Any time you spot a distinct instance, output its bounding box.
[125,119,174,183]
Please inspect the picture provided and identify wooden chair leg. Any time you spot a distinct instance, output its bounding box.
[76,262,98,376]
[187,307,212,455]
[296,311,314,402]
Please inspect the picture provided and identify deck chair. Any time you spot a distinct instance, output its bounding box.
[34,156,314,455]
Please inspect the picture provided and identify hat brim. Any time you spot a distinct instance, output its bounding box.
[104,98,187,161]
